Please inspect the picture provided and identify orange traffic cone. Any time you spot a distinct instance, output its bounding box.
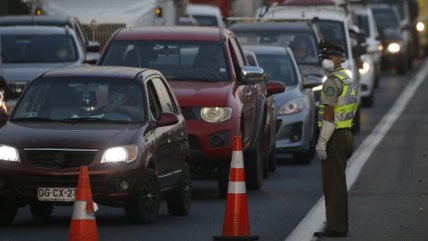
[213,136,259,241]
[68,166,99,241]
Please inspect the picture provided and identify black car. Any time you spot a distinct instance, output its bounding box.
[0,66,191,224]
[371,4,410,75]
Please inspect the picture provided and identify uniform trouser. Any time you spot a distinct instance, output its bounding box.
[322,128,354,232]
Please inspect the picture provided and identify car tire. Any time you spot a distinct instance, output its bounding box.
[167,162,191,216]
[124,169,160,223]
[30,202,54,218]
[245,137,263,190]
[352,107,361,134]
[0,202,17,225]
[217,160,230,199]
[362,90,375,107]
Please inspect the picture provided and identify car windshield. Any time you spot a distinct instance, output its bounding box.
[314,20,349,58]
[372,7,400,30]
[235,31,320,65]
[256,53,298,86]
[11,77,147,123]
[1,34,78,63]
[356,14,370,38]
[101,40,229,81]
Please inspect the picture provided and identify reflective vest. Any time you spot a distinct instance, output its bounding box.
[318,69,358,129]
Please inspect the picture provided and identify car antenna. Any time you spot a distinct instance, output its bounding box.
[129,27,143,70]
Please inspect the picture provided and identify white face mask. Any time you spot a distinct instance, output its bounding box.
[322,59,335,72]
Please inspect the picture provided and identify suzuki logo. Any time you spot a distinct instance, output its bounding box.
[53,153,66,165]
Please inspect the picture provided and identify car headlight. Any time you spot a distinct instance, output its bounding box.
[101,145,138,163]
[387,42,400,53]
[277,97,305,115]
[0,145,20,162]
[200,107,232,123]
[359,61,370,75]
[417,21,425,32]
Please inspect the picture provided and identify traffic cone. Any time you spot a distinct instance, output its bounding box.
[213,136,259,241]
[68,166,99,241]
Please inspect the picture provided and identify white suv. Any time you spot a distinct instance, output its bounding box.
[257,3,362,132]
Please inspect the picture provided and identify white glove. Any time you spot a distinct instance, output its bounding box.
[316,120,335,160]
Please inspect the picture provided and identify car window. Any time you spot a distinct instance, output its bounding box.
[372,7,400,30]
[1,34,78,63]
[151,77,177,114]
[101,40,229,81]
[315,20,349,58]
[256,53,298,86]
[12,77,146,123]
[356,14,370,38]
[235,31,320,65]
[147,80,162,120]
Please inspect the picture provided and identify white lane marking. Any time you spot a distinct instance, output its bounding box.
[284,60,428,241]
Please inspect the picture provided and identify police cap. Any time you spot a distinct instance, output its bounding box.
[318,39,344,58]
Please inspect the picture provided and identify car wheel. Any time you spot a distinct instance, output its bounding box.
[217,160,230,199]
[0,202,17,225]
[245,138,263,190]
[352,108,361,134]
[124,169,160,223]
[30,202,54,218]
[167,162,191,216]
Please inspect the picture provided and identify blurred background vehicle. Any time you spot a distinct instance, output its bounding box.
[0,15,100,60]
[230,20,324,107]
[183,3,225,27]
[0,66,191,224]
[350,2,382,106]
[256,1,363,133]
[416,0,428,56]
[370,3,410,75]
[0,25,93,111]
[243,45,319,164]
[30,0,184,48]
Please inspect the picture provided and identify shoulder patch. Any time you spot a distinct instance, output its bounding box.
[325,86,336,96]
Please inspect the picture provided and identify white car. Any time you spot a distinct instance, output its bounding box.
[184,3,225,27]
[351,3,382,107]
[256,2,363,133]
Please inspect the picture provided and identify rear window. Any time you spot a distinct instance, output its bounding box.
[101,40,229,82]
[256,53,298,86]
[372,8,400,30]
[1,34,78,63]
[235,31,320,65]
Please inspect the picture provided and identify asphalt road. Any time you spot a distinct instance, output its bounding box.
[0,59,422,241]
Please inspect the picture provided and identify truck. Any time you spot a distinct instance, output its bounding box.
[31,0,184,48]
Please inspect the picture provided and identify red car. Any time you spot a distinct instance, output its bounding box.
[98,26,284,197]
[0,66,191,224]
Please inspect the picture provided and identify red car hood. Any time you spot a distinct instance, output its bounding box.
[168,81,232,107]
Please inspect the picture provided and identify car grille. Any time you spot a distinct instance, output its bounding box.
[25,149,97,169]
[82,23,126,49]
[14,173,104,196]
[181,107,198,120]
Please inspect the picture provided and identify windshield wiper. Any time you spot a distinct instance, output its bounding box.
[60,117,130,124]
[11,117,57,122]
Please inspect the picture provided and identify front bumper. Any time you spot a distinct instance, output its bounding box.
[275,109,312,153]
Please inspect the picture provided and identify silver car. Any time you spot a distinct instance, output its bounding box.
[243,45,320,164]
[0,25,95,111]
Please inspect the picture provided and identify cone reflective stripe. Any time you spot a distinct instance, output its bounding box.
[69,166,99,241]
[213,136,259,241]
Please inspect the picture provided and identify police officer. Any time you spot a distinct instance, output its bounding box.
[313,39,358,238]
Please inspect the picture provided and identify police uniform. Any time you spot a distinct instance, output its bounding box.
[315,39,358,236]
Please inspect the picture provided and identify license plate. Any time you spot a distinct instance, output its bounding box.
[38,187,76,202]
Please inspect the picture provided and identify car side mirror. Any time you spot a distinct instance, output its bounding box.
[156,112,179,127]
[304,74,323,89]
[266,81,285,96]
[85,52,100,65]
[240,66,264,85]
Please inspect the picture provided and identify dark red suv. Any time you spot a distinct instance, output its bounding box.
[98,26,284,196]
